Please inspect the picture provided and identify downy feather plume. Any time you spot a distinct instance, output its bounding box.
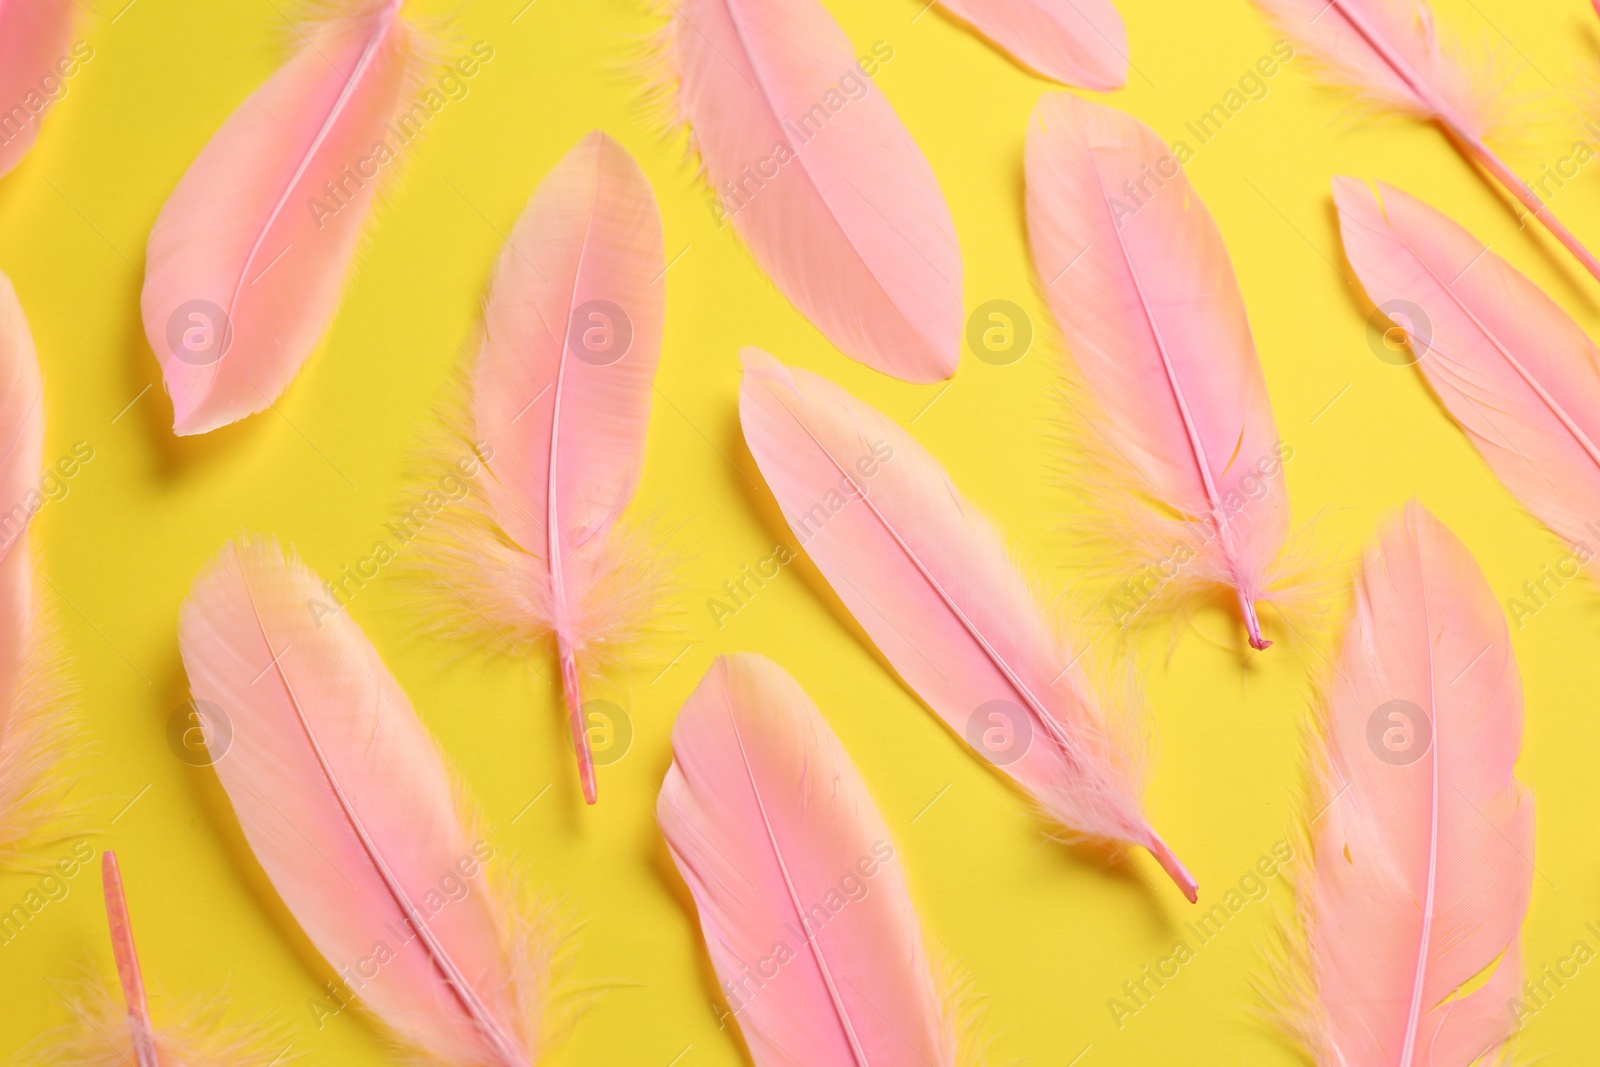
[30,851,285,1067]
[1278,502,1532,1067]
[141,0,430,435]
[1335,178,1600,572]
[414,131,665,806]
[1256,0,1600,285]
[178,537,560,1067]
[656,0,963,382]
[0,0,79,178]
[932,0,1127,90]
[739,349,1197,901]
[0,269,70,866]
[658,653,975,1065]
[1024,93,1292,651]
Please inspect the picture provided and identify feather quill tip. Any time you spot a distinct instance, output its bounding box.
[1148,836,1199,903]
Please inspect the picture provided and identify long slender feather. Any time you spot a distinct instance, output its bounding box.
[0,0,79,179]
[414,131,665,806]
[1257,0,1600,285]
[933,0,1128,90]
[0,268,67,865]
[660,0,963,382]
[102,851,162,1067]
[178,537,557,1067]
[1281,502,1532,1067]
[658,653,967,1066]
[141,0,429,435]
[1335,178,1600,569]
[1024,92,1290,651]
[738,349,1197,900]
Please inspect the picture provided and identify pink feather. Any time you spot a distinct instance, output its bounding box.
[178,537,555,1067]
[0,0,77,178]
[1256,0,1600,285]
[738,349,1197,900]
[0,268,63,864]
[1025,93,1290,651]
[934,0,1128,90]
[1335,178,1600,567]
[30,849,287,1067]
[141,0,428,435]
[658,653,965,1065]
[416,131,665,806]
[1283,502,1532,1067]
[662,0,963,382]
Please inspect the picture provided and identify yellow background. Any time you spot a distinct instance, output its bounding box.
[2,0,1600,1062]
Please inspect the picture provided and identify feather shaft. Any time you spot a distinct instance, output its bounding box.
[100,852,160,1067]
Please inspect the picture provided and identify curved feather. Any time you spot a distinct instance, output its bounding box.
[738,349,1196,900]
[1335,178,1600,569]
[0,268,55,862]
[178,537,551,1067]
[141,0,427,435]
[423,131,665,806]
[658,653,961,1066]
[1286,503,1531,1066]
[934,0,1127,90]
[0,0,78,178]
[1257,0,1600,284]
[1024,92,1288,650]
[665,0,962,382]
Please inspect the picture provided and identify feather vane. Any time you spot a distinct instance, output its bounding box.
[1024,92,1289,650]
[934,0,1127,90]
[141,0,427,435]
[0,0,78,178]
[657,653,964,1066]
[1284,502,1532,1067]
[664,0,963,382]
[738,349,1196,900]
[178,537,554,1067]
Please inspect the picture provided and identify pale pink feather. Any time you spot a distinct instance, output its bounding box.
[739,349,1196,900]
[666,0,962,382]
[1289,502,1531,1066]
[141,0,426,435]
[1025,93,1288,651]
[0,268,52,861]
[0,0,77,178]
[1257,0,1600,285]
[429,131,664,806]
[178,537,550,1067]
[934,0,1127,90]
[658,653,960,1066]
[1335,178,1600,569]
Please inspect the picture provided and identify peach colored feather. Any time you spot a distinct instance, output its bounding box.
[661,0,962,382]
[1257,0,1600,284]
[141,0,428,435]
[1025,93,1291,651]
[415,131,665,806]
[28,850,287,1067]
[934,0,1127,89]
[1282,503,1531,1067]
[0,269,66,865]
[658,654,967,1066]
[0,0,78,178]
[178,537,556,1067]
[1335,178,1600,570]
[739,349,1196,900]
